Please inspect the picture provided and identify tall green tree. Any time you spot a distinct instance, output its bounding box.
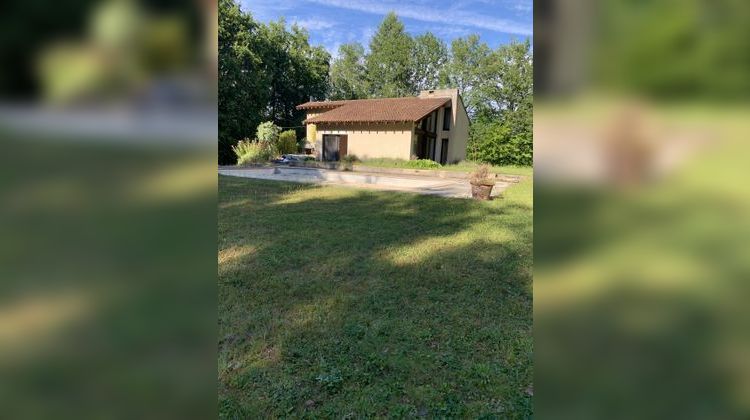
[410,32,449,92]
[218,0,330,164]
[467,40,533,166]
[218,0,268,164]
[446,35,492,117]
[365,12,414,97]
[260,20,330,128]
[329,42,368,99]
[478,40,533,120]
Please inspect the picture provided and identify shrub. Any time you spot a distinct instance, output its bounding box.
[406,159,442,169]
[470,164,496,185]
[256,121,281,144]
[231,138,256,159]
[468,119,532,166]
[277,130,298,154]
[232,138,277,165]
[341,154,360,164]
[361,158,442,169]
[297,136,308,152]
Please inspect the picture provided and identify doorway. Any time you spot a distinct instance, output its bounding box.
[322,134,348,161]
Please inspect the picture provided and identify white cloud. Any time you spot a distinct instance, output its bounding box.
[302,0,532,35]
[293,18,336,30]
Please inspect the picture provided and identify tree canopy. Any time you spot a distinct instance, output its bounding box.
[410,32,449,93]
[365,12,414,98]
[329,43,368,100]
[218,0,329,164]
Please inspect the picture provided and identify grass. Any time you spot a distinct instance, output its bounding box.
[218,175,533,417]
[533,103,750,417]
[359,158,533,177]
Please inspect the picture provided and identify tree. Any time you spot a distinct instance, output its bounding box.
[365,12,414,97]
[218,0,330,164]
[260,20,330,127]
[446,35,491,117]
[465,39,533,166]
[218,0,269,164]
[410,32,448,92]
[479,40,533,119]
[329,43,368,99]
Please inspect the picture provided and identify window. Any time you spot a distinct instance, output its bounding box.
[440,138,449,164]
[428,138,436,161]
[421,112,438,133]
[443,107,452,130]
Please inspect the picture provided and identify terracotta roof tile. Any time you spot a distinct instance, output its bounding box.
[300,97,450,124]
[296,100,349,110]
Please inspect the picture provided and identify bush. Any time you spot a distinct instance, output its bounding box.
[341,154,360,164]
[256,121,281,144]
[406,159,442,169]
[232,138,277,165]
[361,158,442,169]
[277,130,298,154]
[468,119,532,166]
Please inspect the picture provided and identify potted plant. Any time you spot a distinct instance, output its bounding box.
[469,164,496,200]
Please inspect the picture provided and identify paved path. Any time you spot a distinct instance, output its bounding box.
[219,167,509,199]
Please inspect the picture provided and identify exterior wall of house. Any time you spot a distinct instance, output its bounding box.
[303,89,469,163]
[305,111,321,144]
[449,96,470,163]
[418,89,470,164]
[313,122,414,160]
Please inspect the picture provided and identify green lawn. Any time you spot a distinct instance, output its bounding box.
[218,175,533,418]
[358,158,533,177]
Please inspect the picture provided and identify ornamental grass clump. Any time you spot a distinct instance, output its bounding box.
[232,138,277,165]
[469,164,496,200]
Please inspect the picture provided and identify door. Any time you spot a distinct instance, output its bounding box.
[339,135,348,157]
[440,138,449,164]
[323,134,340,161]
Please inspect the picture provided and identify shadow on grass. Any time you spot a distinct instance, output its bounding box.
[534,184,750,419]
[218,175,533,418]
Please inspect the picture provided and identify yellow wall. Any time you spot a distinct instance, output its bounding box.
[314,123,414,160]
[305,112,320,143]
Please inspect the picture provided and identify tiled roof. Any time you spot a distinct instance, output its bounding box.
[299,97,450,124]
[296,100,350,110]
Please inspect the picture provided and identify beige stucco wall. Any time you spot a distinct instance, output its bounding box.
[303,89,469,163]
[449,95,470,163]
[314,123,414,160]
[418,88,470,163]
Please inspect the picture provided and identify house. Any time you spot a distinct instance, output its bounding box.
[296,88,469,164]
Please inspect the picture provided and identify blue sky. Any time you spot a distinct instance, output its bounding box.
[239,0,533,56]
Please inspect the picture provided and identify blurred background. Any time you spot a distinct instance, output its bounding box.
[0,0,216,418]
[534,0,750,418]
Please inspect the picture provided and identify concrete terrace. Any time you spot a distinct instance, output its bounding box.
[218,166,509,199]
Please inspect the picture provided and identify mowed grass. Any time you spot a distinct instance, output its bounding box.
[218,175,533,418]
